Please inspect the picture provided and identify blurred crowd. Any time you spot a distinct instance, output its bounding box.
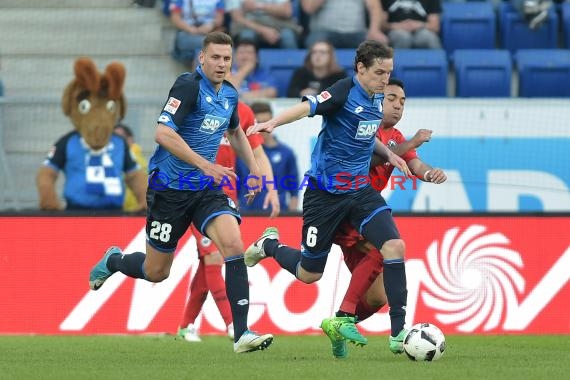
[167,0,445,68]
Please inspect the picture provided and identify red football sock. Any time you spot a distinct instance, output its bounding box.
[180,260,208,328]
[339,252,382,316]
[205,263,232,326]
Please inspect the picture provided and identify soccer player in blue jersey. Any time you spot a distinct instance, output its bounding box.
[245,40,412,355]
[89,31,273,353]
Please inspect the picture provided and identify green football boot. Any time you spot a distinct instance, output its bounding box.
[389,328,409,354]
[324,316,368,346]
[320,318,348,359]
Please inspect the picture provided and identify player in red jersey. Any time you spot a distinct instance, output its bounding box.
[324,78,447,358]
[178,101,280,342]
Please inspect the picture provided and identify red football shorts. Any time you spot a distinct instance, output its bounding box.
[190,224,219,257]
[335,221,384,273]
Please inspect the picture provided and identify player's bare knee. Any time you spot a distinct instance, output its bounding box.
[144,266,170,282]
[298,272,322,284]
[215,237,244,257]
[381,239,406,259]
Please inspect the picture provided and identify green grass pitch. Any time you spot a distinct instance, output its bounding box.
[1,335,568,379]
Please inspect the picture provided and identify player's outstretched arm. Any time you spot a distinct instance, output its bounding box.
[253,145,281,217]
[247,101,311,135]
[390,129,432,156]
[408,158,447,184]
[374,138,412,177]
[370,153,386,167]
[227,126,261,203]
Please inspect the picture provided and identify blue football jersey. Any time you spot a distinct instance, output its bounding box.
[304,76,384,193]
[149,65,240,190]
[43,131,138,209]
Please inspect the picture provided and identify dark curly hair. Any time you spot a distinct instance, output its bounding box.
[353,40,393,72]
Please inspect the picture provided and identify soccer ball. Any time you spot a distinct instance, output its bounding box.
[403,323,446,361]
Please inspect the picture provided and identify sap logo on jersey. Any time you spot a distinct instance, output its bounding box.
[200,114,227,134]
[355,120,381,140]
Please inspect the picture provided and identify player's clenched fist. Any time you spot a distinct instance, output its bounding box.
[411,129,432,147]
[425,168,447,184]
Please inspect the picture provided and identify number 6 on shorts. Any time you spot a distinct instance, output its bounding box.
[306,226,318,247]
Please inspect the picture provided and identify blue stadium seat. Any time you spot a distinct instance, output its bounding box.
[393,49,448,97]
[515,50,570,97]
[453,50,512,97]
[259,49,306,97]
[498,3,558,52]
[335,49,355,76]
[441,3,496,56]
[562,3,570,49]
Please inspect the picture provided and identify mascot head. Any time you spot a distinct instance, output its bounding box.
[61,57,127,150]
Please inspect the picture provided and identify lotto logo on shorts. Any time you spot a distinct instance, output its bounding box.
[200,114,227,134]
[163,97,181,114]
[355,120,381,140]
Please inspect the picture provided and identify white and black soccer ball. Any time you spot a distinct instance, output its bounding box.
[403,323,446,361]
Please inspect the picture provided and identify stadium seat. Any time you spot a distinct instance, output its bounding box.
[441,3,496,56]
[335,49,355,76]
[498,3,558,52]
[259,49,306,97]
[562,3,570,49]
[393,49,448,97]
[453,49,512,97]
[514,50,570,97]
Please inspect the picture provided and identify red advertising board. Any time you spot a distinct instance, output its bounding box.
[0,216,568,335]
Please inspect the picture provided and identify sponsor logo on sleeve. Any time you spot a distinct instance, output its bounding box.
[163,97,181,114]
[158,114,171,124]
[316,91,331,103]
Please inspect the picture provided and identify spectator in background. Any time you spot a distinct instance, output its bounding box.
[226,0,301,49]
[114,123,148,213]
[287,40,347,98]
[228,39,278,101]
[237,102,299,213]
[301,0,388,48]
[381,0,442,49]
[511,0,551,30]
[170,0,225,69]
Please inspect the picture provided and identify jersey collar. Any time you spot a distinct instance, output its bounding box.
[196,65,218,96]
[352,75,374,101]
